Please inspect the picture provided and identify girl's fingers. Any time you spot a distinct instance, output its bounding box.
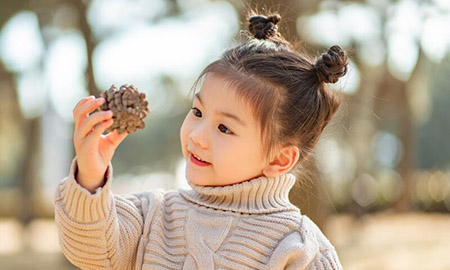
[89,118,114,138]
[73,96,95,121]
[78,110,113,138]
[74,97,105,129]
[74,95,94,110]
[105,129,128,147]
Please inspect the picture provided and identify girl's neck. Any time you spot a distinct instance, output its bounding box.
[179,173,299,214]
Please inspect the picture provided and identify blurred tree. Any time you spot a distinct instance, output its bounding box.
[299,0,447,213]
[71,0,99,96]
[417,53,450,170]
[0,0,39,225]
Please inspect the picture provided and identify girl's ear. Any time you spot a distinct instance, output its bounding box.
[262,145,299,177]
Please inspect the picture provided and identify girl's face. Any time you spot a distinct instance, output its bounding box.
[180,74,270,186]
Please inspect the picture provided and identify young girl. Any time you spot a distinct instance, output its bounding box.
[54,13,347,270]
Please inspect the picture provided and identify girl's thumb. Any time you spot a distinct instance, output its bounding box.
[107,129,128,147]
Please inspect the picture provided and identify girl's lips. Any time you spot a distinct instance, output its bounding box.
[190,153,211,166]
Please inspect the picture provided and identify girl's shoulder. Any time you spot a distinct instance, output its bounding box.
[268,215,343,270]
[258,212,335,250]
[298,215,336,250]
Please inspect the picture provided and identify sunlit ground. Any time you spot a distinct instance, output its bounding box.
[326,212,450,270]
[1,212,450,270]
[0,219,76,270]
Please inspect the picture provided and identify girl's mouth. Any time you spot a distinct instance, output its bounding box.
[190,153,211,166]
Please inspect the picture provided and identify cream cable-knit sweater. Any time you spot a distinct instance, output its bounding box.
[54,157,343,270]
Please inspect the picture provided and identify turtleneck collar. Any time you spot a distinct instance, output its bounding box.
[178,173,300,214]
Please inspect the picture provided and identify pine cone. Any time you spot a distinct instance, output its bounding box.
[98,84,150,134]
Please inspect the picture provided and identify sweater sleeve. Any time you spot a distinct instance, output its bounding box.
[267,215,343,270]
[53,157,161,270]
[301,216,343,270]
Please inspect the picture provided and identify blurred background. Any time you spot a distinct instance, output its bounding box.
[0,0,449,269]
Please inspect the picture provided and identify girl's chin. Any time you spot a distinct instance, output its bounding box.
[185,170,208,186]
[186,174,222,187]
[187,177,209,186]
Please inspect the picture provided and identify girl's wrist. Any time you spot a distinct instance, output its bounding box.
[75,166,107,194]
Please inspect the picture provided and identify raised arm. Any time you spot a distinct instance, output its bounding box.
[54,95,151,270]
[54,157,161,270]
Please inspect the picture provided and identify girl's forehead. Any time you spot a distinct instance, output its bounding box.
[196,76,259,128]
[198,76,240,103]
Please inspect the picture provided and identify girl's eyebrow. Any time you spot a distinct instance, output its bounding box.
[195,92,247,127]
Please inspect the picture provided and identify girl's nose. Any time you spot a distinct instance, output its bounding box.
[189,124,208,149]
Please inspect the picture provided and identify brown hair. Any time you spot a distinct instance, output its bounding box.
[189,12,348,172]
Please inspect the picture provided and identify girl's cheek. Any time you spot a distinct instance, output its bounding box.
[180,118,186,139]
[180,115,191,151]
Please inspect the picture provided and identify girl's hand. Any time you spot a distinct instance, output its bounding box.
[72,96,128,193]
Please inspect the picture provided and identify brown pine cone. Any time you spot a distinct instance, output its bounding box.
[98,84,150,134]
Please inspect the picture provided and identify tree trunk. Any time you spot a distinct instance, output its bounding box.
[18,118,41,225]
[71,0,99,96]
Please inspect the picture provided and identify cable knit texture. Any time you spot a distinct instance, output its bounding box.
[54,157,343,270]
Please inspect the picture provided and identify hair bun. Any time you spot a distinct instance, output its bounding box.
[248,14,281,40]
[315,45,348,84]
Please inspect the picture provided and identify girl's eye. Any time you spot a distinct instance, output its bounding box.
[218,124,233,135]
[191,107,233,135]
[191,107,202,117]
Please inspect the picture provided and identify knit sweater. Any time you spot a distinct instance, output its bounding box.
[54,157,343,270]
